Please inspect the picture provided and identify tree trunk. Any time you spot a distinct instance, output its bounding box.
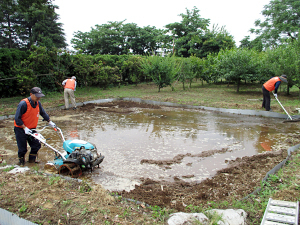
[236,80,240,93]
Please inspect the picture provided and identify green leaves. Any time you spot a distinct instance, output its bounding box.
[216,48,259,92]
[0,0,66,49]
[252,0,300,47]
[141,55,179,92]
[71,21,165,55]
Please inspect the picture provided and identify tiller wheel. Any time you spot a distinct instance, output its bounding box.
[58,163,82,178]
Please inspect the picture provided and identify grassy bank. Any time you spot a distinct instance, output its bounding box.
[1,81,300,117]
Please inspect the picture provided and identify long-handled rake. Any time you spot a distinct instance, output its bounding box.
[273,93,300,122]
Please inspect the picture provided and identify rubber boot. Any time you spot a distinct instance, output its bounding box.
[18,157,25,166]
[28,154,39,163]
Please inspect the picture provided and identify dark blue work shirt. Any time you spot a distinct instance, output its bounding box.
[14,97,50,127]
[274,81,281,94]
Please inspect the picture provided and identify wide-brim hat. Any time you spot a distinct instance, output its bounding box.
[30,87,45,97]
[279,74,287,83]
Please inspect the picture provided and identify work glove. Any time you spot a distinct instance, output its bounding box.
[24,127,32,135]
[48,121,56,128]
[274,93,278,98]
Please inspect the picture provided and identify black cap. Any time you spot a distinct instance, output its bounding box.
[30,87,45,97]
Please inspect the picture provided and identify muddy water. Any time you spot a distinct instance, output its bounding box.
[2,107,300,191]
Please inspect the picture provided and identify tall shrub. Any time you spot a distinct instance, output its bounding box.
[141,55,179,92]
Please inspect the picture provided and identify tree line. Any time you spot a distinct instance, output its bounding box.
[1,37,300,97]
[1,0,300,98]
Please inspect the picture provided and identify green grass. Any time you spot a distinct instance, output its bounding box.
[1,81,300,117]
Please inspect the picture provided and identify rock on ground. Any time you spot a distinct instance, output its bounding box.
[167,209,247,225]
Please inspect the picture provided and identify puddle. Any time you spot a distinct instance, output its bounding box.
[1,106,300,192]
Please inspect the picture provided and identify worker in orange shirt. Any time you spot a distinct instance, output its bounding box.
[62,76,77,110]
[262,75,287,111]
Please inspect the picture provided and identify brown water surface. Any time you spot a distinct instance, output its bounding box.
[2,107,299,191]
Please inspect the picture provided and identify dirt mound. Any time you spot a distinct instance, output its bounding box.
[119,150,288,211]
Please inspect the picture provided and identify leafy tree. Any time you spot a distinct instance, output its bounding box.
[165,7,210,57]
[72,21,165,55]
[72,21,128,55]
[13,45,68,93]
[175,57,195,89]
[141,55,179,92]
[216,48,259,92]
[189,25,235,58]
[239,36,263,51]
[0,0,20,48]
[0,0,66,49]
[264,40,300,96]
[251,0,300,47]
[0,48,29,97]
[120,55,144,85]
[190,56,206,85]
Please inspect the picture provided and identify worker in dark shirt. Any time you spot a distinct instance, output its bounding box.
[14,87,56,165]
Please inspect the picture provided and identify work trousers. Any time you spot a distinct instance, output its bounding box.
[262,85,271,111]
[14,127,41,160]
[64,88,76,109]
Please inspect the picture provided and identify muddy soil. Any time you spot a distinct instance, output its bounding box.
[0,100,299,224]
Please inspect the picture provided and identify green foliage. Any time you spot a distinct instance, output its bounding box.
[19,204,27,213]
[72,21,165,55]
[251,0,300,47]
[186,204,203,213]
[3,166,15,172]
[175,57,195,89]
[166,7,235,58]
[0,48,29,97]
[216,48,259,92]
[149,205,168,222]
[264,39,300,96]
[239,36,263,51]
[141,55,179,92]
[13,46,71,94]
[189,25,236,58]
[166,7,210,58]
[120,56,144,84]
[0,0,66,49]
[48,176,61,185]
[79,181,92,193]
[204,210,224,224]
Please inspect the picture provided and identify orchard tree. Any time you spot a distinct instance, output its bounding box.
[216,48,259,92]
[176,57,195,89]
[265,39,300,96]
[141,55,179,92]
[251,0,300,47]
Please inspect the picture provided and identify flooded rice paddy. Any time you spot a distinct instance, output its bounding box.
[1,105,299,191]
